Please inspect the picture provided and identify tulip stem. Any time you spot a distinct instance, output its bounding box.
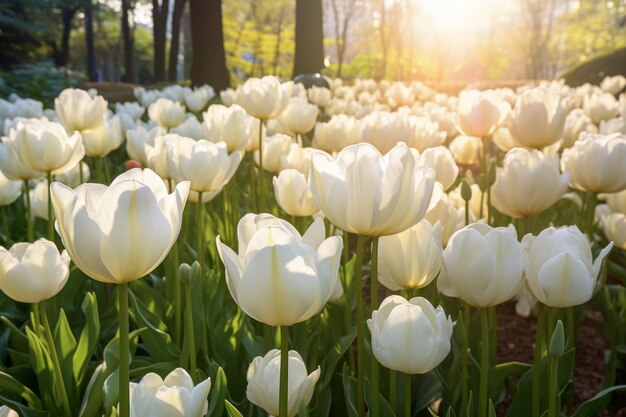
[119,283,130,417]
[389,370,397,411]
[94,156,103,184]
[258,119,265,173]
[370,236,380,417]
[1,205,11,246]
[102,157,111,184]
[196,195,204,270]
[279,325,289,417]
[30,303,41,337]
[47,173,54,242]
[460,303,470,416]
[173,242,182,346]
[355,234,366,417]
[185,277,198,382]
[78,162,84,185]
[478,308,490,417]
[24,180,33,242]
[404,373,411,417]
[489,306,497,363]
[40,303,72,417]
[532,304,545,417]
[584,192,598,237]
[567,307,575,350]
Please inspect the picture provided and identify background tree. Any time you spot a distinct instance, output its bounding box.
[152,0,169,82]
[168,0,188,82]
[121,0,134,82]
[327,0,361,78]
[84,0,96,81]
[189,0,230,90]
[293,0,324,76]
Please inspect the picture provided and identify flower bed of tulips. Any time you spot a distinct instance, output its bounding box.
[0,74,626,417]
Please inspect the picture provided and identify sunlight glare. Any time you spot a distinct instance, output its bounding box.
[419,0,492,31]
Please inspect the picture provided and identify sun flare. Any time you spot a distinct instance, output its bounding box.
[419,0,495,31]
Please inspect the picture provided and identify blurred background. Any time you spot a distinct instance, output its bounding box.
[0,0,625,93]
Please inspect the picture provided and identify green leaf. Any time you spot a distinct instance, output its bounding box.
[342,364,358,417]
[79,362,110,417]
[73,292,100,389]
[25,327,59,415]
[364,377,396,417]
[53,309,76,402]
[319,326,356,388]
[0,371,43,409]
[488,361,531,401]
[570,385,626,417]
[225,400,244,417]
[206,367,227,417]
[0,395,49,417]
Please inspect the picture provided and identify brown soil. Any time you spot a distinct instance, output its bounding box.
[496,301,626,417]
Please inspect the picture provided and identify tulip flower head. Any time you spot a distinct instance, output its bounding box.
[309,142,441,236]
[368,295,454,374]
[216,214,342,326]
[523,226,613,308]
[50,168,189,284]
[246,349,320,417]
[130,368,211,417]
[0,238,69,303]
[439,223,525,307]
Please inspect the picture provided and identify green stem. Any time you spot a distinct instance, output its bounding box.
[279,326,289,417]
[532,304,545,417]
[24,180,33,242]
[40,303,72,417]
[118,283,130,417]
[355,234,366,417]
[78,162,84,185]
[370,236,380,417]
[30,304,41,337]
[196,195,203,270]
[173,243,182,346]
[404,373,411,417]
[389,370,397,411]
[548,355,560,417]
[263,324,271,353]
[460,304,470,416]
[47,173,54,242]
[2,205,11,246]
[566,307,575,350]
[258,118,264,172]
[230,183,240,249]
[489,306,497,364]
[524,215,533,236]
[102,157,111,184]
[94,157,103,184]
[464,199,470,226]
[185,279,198,382]
[478,308,490,417]
[584,192,597,237]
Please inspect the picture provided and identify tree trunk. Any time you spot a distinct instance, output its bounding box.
[168,0,187,82]
[189,0,230,91]
[293,0,324,77]
[121,0,134,82]
[57,7,77,67]
[152,0,169,82]
[84,0,97,81]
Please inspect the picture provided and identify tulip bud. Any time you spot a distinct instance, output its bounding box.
[190,261,202,284]
[549,320,565,359]
[178,263,191,285]
[460,180,472,202]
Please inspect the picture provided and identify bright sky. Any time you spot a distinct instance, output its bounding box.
[418,0,499,31]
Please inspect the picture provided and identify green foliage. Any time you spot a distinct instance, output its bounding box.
[0,61,84,107]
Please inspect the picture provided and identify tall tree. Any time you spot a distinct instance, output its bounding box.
[84,0,97,81]
[121,0,134,82]
[50,1,81,67]
[168,0,187,81]
[152,0,169,82]
[293,0,324,76]
[189,0,230,91]
[328,0,360,78]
